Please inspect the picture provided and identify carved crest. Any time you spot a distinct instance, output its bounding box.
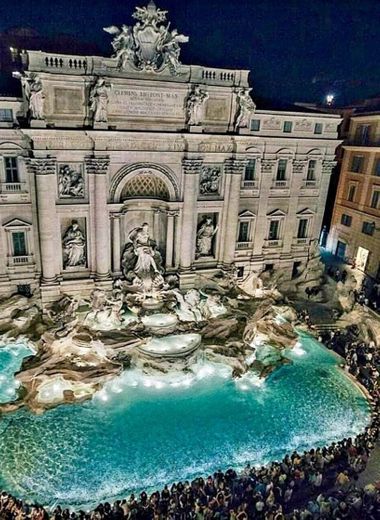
[103,1,188,75]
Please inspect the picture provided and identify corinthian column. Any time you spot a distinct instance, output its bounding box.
[29,158,58,283]
[180,158,202,269]
[86,156,111,280]
[221,158,246,266]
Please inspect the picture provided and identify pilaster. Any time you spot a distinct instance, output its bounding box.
[253,159,275,256]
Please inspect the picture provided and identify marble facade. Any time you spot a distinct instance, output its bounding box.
[0,2,341,303]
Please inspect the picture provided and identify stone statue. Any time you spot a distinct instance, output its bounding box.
[89,78,111,123]
[103,2,188,75]
[21,73,44,120]
[186,87,209,126]
[62,220,86,268]
[196,216,218,258]
[103,24,136,68]
[58,165,84,198]
[234,88,256,131]
[199,166,221,195]
[121,223,164,293]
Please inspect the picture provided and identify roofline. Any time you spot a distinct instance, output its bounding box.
[255,109,341,119]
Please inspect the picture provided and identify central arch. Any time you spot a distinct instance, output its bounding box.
[110,163,180,203]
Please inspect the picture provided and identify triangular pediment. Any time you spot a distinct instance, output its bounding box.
[239,210,256,218]
[296,208,314,216]
[267,209,287,217]
[3,218,32,228]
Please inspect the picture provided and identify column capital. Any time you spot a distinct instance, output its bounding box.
[167,209,180,217]
[292,160,308,174]
[224,158,247,175]
[261,159,276,173]
[85,155,110,175]
[322,160,337,174]
[182,158,203,174]
[26,157,56,175]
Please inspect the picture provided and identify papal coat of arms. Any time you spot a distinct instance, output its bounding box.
[103,1,189,75]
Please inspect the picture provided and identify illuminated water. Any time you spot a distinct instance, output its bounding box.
[0,342,35,403]
[0,332,370,508]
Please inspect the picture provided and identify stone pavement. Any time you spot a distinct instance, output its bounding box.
[357,441,380,487]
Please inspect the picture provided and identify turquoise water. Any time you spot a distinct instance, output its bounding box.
[0,342,35,403]
[0,333,370,509]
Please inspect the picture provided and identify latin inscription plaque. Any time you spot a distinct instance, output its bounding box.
[109,88,185,119]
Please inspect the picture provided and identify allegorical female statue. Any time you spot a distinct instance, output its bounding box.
[121,223,164,292]
[186,87,209,126]
[234,88,256,131]
[21,73,45,120]
[62,220,86,268]
[89,78,111,123]
[196,216,218,257]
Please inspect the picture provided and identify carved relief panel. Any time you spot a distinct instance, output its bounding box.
[57,164,85,199]
[199,165,222,197]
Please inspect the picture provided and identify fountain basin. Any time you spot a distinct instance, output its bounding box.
[138,333,201,358]
[141,313,178,335]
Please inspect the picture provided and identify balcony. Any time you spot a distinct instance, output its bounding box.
[236,241,253,250]
[303,180,317,188]
[241,180,257,189]
[8,255,34,267]
[0,182,25,193]
[264,239,283,248]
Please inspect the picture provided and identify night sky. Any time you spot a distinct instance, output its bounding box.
[1,0,379,105]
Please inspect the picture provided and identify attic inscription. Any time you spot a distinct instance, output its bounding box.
[109,88,185,118]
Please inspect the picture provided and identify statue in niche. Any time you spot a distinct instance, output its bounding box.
[234,88,256,131]
[199,166,221,195]
[186,87,209,125]
[196,216,218,258]
[58,165,84,198]
[62,220,86,268]
[89,78,111,123]
[21,73,44,120]
[121,223,165,293]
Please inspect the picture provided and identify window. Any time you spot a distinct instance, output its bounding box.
[362,221,374,236]
[374,159,380,177]
[12,231,27,256]
[276,159,287,180]
[244,159,256,181]
[269,220,279,240]
[371,190,380,209]
[341,214,352,227]
[237,266,245,278]
[297,219,308,238]
[350,155,364,173]
[0,109,13,122]
[347,185,356,202]
[306,160,316,180]
[250,119,260,131]
[314,123,323,134]
[4,157,19,183]
[283,121,292,133]
[355,124,371,145]
[238,221,250,242]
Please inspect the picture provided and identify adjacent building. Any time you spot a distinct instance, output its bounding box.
[328,112,380,280]
[0,2,341,304]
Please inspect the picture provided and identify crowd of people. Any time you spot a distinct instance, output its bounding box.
[0,329,379,520]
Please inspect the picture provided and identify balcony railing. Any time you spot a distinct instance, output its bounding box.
[296,237,309,244]
[1,182,25,193]
[8,255,34,266]
[303,180,317,187]
[241,180,257,189]
[264,239,282,248]
[273,180,288,188]
[346,138,380,147]
[236,241,253,250]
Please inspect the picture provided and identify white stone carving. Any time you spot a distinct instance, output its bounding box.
[104,1,188,75]
[89,78,111,123]
[234,88,256,130]
[199,166,221,195]
[62,220,86,268]
[58,164,84,198]
[186,86,209,125]
[196,216,218,257]
[21,73,45,120]
[121,222,165,293]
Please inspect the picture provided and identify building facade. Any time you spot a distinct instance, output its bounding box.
[328,113,380,280]
[0,2,341,303]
